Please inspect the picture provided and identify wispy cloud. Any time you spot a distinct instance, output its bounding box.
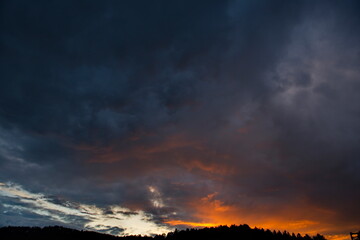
[0,182,172,236]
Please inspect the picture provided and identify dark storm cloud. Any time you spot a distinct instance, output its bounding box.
[0,0,301,141]
[1,0,360,237]
[267,1,360,225]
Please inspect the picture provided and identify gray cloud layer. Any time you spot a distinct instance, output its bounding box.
[1,0,359,237]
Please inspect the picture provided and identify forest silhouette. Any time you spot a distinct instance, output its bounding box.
[0,224,329,240]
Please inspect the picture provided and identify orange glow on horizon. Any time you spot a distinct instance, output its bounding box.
[165,220,219,228]
[165,220,351,240]
[163,193,352,239]
[324,234,350,240]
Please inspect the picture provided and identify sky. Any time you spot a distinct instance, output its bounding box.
[0,0,359,238]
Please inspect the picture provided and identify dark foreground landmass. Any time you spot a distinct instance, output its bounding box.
[0,224,327,240]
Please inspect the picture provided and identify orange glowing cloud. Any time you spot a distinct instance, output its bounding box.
[166,193,244,228]
[83,133,201,163]
[181,159,235,176]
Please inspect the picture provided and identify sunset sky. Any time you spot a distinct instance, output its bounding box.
[0,0,359,239]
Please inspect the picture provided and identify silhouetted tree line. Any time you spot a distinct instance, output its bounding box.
[0,224,327,240]
[155,225,326,240]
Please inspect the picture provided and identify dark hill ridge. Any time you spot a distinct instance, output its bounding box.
[0,224,327,240]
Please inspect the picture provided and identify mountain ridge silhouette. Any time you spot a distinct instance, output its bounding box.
[0,224,327,240]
